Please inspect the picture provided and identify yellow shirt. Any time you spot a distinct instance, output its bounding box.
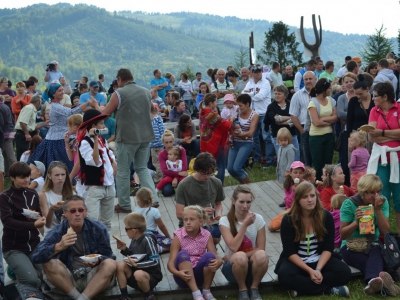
[307,97,334,136]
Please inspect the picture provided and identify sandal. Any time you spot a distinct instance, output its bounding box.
[203,292,216,300]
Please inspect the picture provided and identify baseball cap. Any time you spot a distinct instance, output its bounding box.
[89,81,99,88]
[290,161,305,171]
[352,56,362,63]
[252,66,262,73]
[31,161,46,176]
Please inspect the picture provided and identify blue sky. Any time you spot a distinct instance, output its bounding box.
[3,0,400,37]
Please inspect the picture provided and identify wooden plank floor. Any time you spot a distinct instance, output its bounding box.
[0,180,361,299]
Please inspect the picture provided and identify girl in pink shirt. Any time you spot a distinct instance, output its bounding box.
[168,206,222,300]
[348,131,370,192]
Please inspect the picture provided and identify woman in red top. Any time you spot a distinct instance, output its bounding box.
[320,164,355,210]
[11,81,31,122]
[199,93,234,185]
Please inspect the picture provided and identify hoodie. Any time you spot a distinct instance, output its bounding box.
[0,184,42,253]
[374,69,398,96]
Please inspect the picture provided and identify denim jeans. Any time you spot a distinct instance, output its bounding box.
[216,148,226,185]
[253,115,275,164]
[161,183,175,197]
[117,142,158,210]
[272,135,300,162]
[227,141,253,179]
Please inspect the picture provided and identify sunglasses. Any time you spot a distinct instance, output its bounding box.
[125,227,141,231]
[66,208,86,214]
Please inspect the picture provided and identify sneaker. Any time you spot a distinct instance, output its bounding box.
[290,290,297,298]
[152,202,160,208]
[379,271,400,296]
[202,291,216,300]
[249,288,262,300]
[279,202,286,208]
[365,277,383,295]
[238,290,250,300]
[330,286,349,297]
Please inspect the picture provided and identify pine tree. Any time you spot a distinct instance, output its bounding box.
[233,42,249,73]
[361,25,393,62]
[257,21,304,67]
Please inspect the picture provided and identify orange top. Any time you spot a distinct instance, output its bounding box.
[11,94,31,122]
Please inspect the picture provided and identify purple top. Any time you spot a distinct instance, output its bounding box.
[331,209,341,248]
[348,147,370,173]
[0,88,15,111]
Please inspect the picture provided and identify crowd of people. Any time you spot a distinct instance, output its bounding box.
[0,52,399,299]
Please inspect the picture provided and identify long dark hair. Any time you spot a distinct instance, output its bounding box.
[226,186,255,237]
[288,182,326,242]
[178,114,191,133]
[310,78,331,97]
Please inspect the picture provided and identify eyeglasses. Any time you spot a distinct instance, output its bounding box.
[66,208,86,214]
[365,190,382,196]
[331,163,341,175]
[92,86,99,89]
[199,171,214,177]
[125,227,141,231]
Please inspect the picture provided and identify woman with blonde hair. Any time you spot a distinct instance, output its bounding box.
[276,182,351,297]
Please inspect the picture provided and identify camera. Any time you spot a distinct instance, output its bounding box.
[46,63,56,72]
[94,128,108,136]
[72,267,90,280]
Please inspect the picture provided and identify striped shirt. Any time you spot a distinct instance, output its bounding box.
[233,110,257,143]
[298,233,320,263]
[174,227,210,268]
[150,116,165,148]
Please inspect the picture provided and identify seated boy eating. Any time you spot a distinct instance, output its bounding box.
[116,213,162,300]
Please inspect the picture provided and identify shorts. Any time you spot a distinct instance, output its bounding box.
[44,264,116,293]
[127,270,159,291]
[222,259,253,285]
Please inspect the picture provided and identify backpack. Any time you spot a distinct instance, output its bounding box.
[379,232,400,281]
[214,81,231,91]
[3,283,54,300]
[304,96,335,131]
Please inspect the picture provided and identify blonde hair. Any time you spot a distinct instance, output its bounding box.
[168,146,182,159]
[124,212,146,233]
[343,72,357,82]
[162,129,174,143]
[277,127,293,144]
[357,174,383,199]
[349,130,367,147]
[184,205,209,224]
[16,81,26,88]
[303,166,316,182]
[136,187,153,215]
[323,164,341,187]
[331,194,347,210]
[332,84,341,95]
[67,114,83,127]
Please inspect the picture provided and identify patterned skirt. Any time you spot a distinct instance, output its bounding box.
[27,139,73,174]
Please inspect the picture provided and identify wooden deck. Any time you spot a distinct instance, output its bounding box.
[1,180,361,299]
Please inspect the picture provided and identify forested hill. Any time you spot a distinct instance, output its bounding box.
[0,4,397,89]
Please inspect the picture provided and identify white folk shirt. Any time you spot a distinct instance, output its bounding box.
[79,133,115,186]
[241,78,271,116]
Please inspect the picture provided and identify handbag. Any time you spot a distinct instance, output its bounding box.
[346,237,368,252]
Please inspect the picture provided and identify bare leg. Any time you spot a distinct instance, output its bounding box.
[178,260,198,292]
[231,252,248,291]
[203,267,214,290]
[134,270,151,292]
[250,250,269,289]
[116,261,132,289]
[83,258,117,299]
[212,238,220,245]
[43,260,75,294]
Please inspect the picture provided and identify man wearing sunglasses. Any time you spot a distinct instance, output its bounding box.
[33,195,116,300]
[79,81,107,111]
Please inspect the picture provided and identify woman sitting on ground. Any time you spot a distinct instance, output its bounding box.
[275,181,352,297]
[340,174,400,296]
[219,185,269,300]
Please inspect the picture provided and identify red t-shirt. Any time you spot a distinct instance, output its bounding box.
[369,102,400,161]
[320,185,355,211]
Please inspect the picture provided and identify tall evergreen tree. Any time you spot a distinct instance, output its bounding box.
[361,25,393,62]
[233,42,249,73]
[257,21,303,67]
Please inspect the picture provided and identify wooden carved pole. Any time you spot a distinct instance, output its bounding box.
[300,14,322,58]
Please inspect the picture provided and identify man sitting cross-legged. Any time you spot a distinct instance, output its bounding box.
[32,195,116,300]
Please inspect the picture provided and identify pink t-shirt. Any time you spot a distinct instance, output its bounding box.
[369,102,400,161]
[174,227,210,268]
[284,185,295,209]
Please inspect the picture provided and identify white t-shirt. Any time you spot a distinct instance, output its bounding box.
[33,177,44,194]
[219,213,265,255]
[133,206,161,232]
